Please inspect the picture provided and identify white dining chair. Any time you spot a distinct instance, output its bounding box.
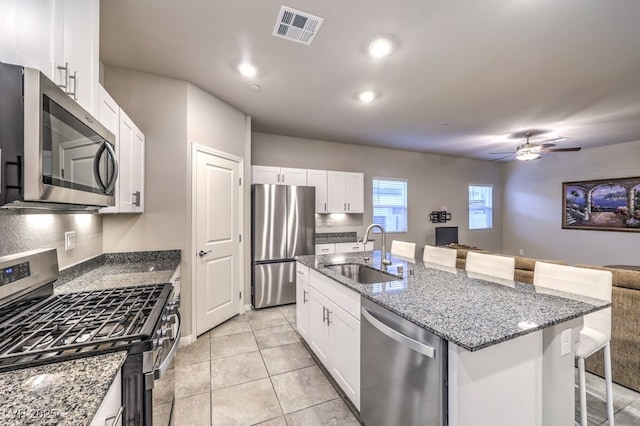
[465,251,515,280]
[423,245,457,268]
[390,240,416,259]
[533,262,614,426]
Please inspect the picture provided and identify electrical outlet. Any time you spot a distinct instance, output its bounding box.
[519,249,524,255]
[317,219,323,227]
[65,231,76,251]
[326,219,333,227]
[561,328,571,356]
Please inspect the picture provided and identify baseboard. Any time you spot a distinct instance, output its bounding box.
[179,334,193,346]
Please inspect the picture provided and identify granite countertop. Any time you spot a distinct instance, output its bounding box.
[55,250,180,293]
[0,352,127,425]
[0,250,181,425]
[296,251,611,352]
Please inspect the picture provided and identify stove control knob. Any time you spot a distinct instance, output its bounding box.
[166,304,179,315]
[162,314,176,325]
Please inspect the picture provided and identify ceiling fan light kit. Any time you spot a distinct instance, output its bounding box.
[491,130,582,161]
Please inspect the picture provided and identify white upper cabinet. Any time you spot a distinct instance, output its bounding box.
[57,0,100,115]
[252,166,307,185]
[98,85,120,214]
[0,0,100,115]
[327,171,364,213]
[307,169,328,213]
[118,110,145,213]
[98,86,145,214]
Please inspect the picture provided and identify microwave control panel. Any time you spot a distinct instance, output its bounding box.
[0,262,31,287]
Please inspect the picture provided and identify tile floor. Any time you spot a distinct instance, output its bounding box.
[174,305,640,426]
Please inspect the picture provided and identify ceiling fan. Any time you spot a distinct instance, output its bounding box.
[491,130,582,161]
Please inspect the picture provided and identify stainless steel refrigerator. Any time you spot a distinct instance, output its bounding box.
[251,184,315,309]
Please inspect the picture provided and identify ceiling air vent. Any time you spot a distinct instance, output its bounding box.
[272,6,324,45]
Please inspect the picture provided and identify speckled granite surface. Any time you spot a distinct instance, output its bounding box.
[296,251,611,352]
[0,351,127,426]
[55,250,180,293]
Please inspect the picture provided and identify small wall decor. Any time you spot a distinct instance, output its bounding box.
[563,176,640,232]
[430,211,452,223]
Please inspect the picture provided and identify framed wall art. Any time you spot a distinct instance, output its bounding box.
[563,176,640,232]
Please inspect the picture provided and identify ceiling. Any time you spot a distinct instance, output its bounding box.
[100,0,640,161]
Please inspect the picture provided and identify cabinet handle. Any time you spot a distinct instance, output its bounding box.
[68,71,78,100]
[326,309,332,326]
[57,62,69,90]
[343,203,346,210]
[322,306,327,323]
[133,191,141,207]
[277,174,280,183]
[282,173,285,183]
[347,203,350,211]
[324,202,327,212]
[105,405,124,426]
[303,290,308,304]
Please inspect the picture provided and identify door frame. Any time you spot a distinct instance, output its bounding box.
[190,143,245,337]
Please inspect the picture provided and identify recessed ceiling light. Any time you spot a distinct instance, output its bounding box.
[368,38,393,58]
[358,91,376,103]
[237,62,257,78]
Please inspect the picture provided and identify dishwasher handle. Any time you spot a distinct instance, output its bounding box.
[361,307,436,359]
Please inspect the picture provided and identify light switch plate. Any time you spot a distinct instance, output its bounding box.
[65,231,76,251]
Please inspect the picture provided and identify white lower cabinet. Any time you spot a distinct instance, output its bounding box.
[90,370,122,426]
[335,241,373,253]
[296,264,310,341]
[303,268,361,410]
[315,244,336,255]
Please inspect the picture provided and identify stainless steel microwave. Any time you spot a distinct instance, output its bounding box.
[0,62,117,211]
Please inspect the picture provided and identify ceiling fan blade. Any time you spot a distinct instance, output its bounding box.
[489,151,515,155]
[492,154,515,161]
[540,143,556,149]
[541,147,582,153]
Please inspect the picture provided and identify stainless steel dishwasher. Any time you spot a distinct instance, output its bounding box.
[361,297,447,426]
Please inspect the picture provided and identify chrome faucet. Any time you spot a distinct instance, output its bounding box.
[363,224,392,269]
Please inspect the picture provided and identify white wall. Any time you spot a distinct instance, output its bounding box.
[252,132,504,253]
[502,140,640,265]
[0,213,102,269]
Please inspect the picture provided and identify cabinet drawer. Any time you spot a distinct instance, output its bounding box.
[316,244,336,255]
[334,241,373,253]
[309,269,360,319]
[296,262,310,283]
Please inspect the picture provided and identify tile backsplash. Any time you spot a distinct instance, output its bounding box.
[0,213,103,268]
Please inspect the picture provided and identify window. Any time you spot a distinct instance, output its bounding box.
[373,178,407,233]
[469,184,493,230]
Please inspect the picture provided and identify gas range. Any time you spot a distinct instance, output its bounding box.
[0,248,180,425]
[0,283,172,372]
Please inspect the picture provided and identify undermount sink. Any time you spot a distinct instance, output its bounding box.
[324,263,399,284]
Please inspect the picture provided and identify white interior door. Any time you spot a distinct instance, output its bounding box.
[194,147,242,336]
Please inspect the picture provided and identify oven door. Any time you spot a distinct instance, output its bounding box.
[22,67,117,207]
[150,311,181,426]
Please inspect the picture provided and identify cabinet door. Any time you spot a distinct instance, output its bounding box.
[316,244,335,255]
[327,171,346,213]
[329,305,361,410]
[118,111,135,213]
[252,165,281,184]
[335,242,367,253]
[61,0,99,114]
[6,0,55,77]
[296,280,310,341]
[90,370,122,426]
[345,172,364,213]
[308,287,331,366]
[307,169,328,213]
[280,167,307,185]
[131,125,145,213]
[98,86,120,214]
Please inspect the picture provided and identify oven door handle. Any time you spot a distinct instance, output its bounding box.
[154,311,181,380]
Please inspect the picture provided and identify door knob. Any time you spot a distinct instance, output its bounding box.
[198,250,211,257]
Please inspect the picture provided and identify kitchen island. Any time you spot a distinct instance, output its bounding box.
[296,251,610,425]
[0,250,180,426]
